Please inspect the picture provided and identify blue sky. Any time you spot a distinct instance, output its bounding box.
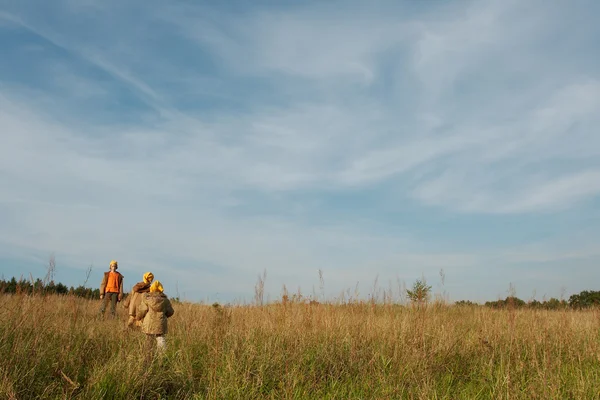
[1,0,599,303]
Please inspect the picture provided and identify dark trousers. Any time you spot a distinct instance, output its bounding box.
[99,292,119,316]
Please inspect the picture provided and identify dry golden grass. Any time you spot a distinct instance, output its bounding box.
[1,293,599,399]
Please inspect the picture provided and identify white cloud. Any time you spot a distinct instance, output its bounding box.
[411,80,600,213]
[495,170,600,214]
[167,4,410,83]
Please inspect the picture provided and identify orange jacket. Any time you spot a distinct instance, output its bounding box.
[100,271,124,297]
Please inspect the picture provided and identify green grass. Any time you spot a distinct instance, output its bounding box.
[1,294,599,399]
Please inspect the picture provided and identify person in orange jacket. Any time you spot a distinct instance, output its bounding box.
[98,260,124,317]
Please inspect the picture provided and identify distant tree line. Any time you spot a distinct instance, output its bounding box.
[0,276,104,299]
[2,274,600,309]
[484,297,567,310]
[455,290,600,310]
[405,277,600,310]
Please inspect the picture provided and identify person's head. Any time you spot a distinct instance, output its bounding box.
[150,280,164,293]
[143,272,154,284]
[109,260,118,271]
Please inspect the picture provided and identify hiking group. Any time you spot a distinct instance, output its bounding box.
[98,260,175,353]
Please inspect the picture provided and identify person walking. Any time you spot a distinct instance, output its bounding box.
[126,271,154,328]
[98,260,124,318]
[137,280,174,355]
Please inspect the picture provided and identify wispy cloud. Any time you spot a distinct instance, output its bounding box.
[411,80,600,213]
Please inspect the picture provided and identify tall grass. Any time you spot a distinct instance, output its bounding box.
[1,292,599,399]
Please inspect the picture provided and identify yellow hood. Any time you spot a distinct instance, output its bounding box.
[150,280,163,293]
[143,272,154,284]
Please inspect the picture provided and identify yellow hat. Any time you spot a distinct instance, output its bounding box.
[143,272,154,284]
[109,260,118,268]
[150,281,163,293]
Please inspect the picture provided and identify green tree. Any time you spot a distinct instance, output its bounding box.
[406,278,432,305]
[55,282,69,295]
[7,277,17,293]
[569,290,600,309]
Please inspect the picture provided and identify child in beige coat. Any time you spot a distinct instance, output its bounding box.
[137,280,175,354]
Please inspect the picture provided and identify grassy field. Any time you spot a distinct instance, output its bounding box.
[1,293,599,399]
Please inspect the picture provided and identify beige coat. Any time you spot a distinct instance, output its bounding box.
[128,281,152,317]
[137,292,175,335]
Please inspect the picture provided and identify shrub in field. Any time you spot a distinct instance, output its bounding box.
[406,278,432,305]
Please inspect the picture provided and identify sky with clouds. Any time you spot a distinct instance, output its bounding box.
[1,0,599,303]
